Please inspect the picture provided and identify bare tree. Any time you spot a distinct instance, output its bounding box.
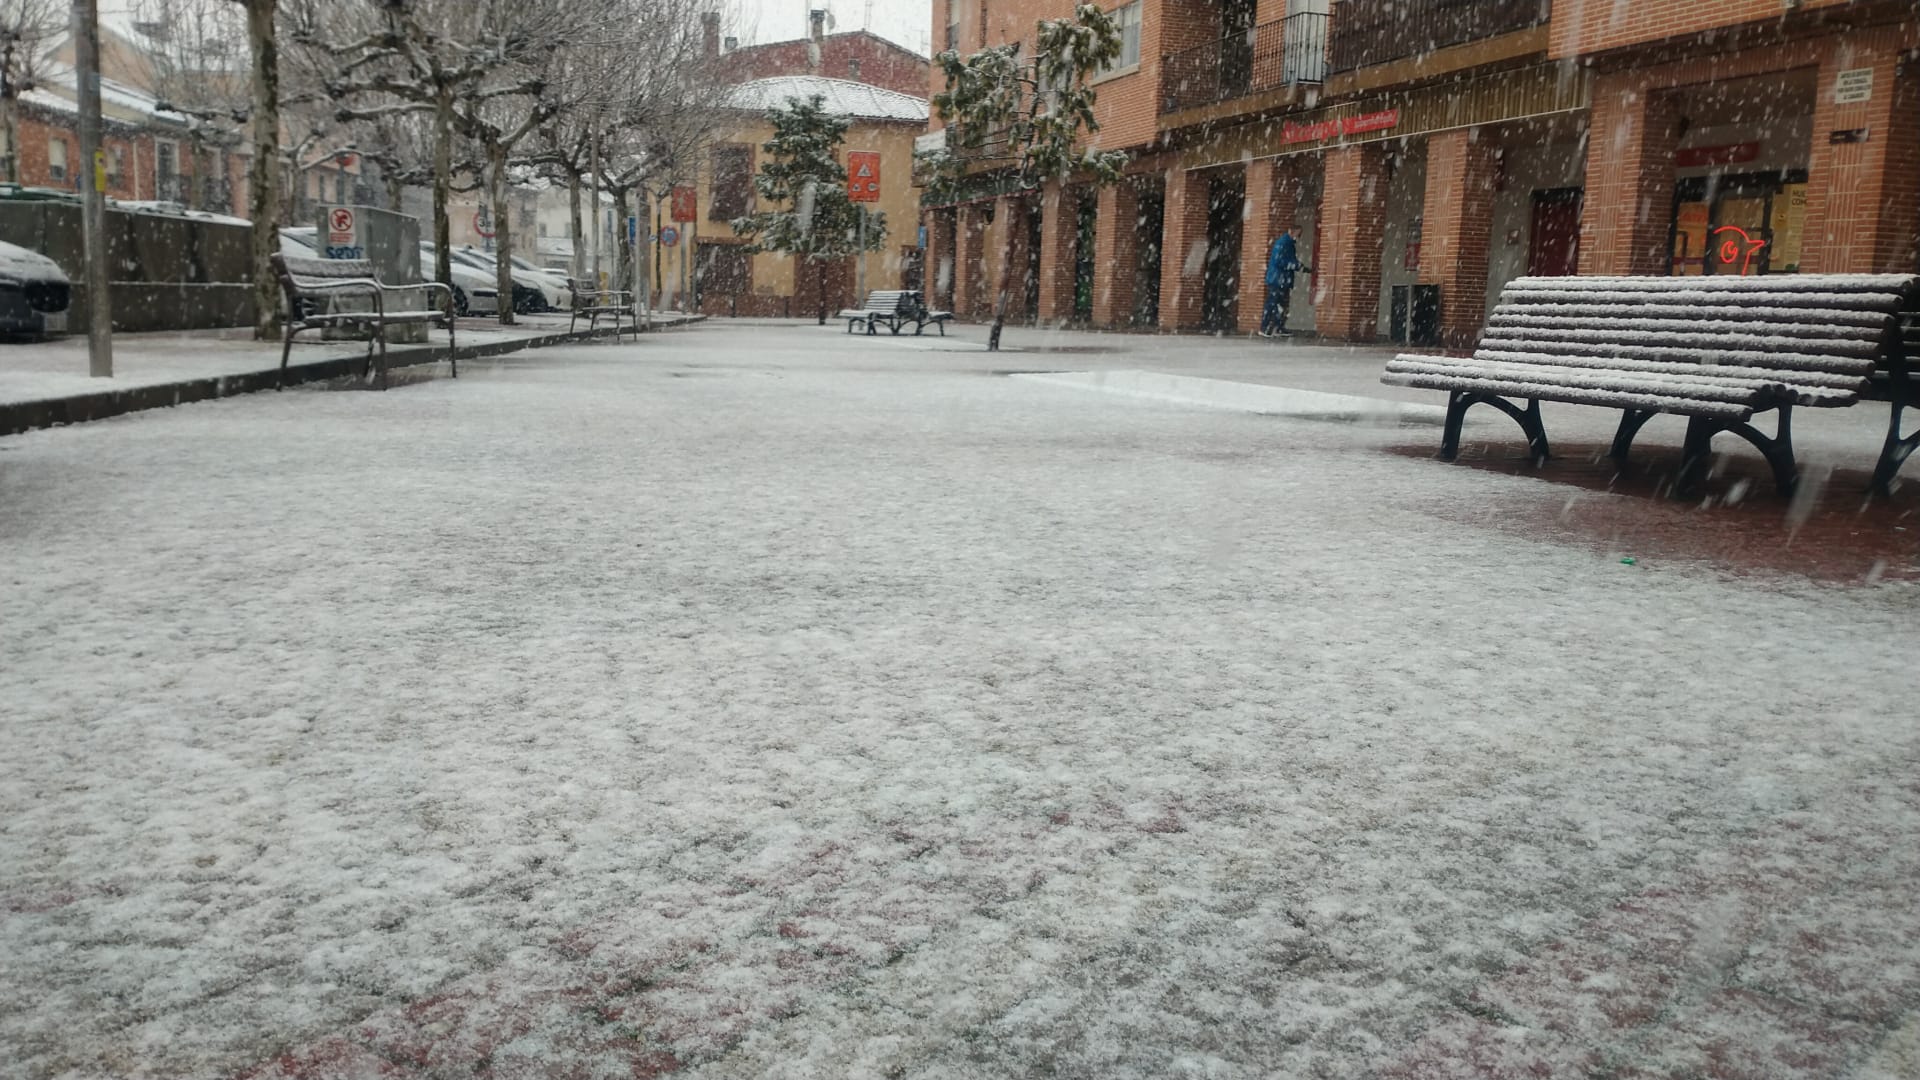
[1,0,66,183]
[131,0,250,210]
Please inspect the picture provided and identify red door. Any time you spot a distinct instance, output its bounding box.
[1528,189,1583,276]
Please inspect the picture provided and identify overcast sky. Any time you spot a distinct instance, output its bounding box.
[727,0,931,57]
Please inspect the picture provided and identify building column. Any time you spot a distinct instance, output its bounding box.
[1157,167,1210,330]
[1314,144,1388,342]
[1803,34,1920,274]
[1420,128,1499,348]
[1579,73,1679,276]
[957,202,990,318]
[1036,183,1079,323]
[1235,158,1302,334]
[1092,180,1142,327]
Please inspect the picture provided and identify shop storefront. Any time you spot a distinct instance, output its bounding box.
[1664,70,1816,276]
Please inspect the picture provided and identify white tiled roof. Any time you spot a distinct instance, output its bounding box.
[726,76,929,122]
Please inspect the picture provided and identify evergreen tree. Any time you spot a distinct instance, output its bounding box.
[731,94,887,325]
[923,4,1127,350]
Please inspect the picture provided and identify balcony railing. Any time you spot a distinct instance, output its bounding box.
[1328,0,1550,75]
[1160,11,1328,116]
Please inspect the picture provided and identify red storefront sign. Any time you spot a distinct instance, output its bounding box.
[846,151,881,203]
[1675,142,1760,168]
[670,185,698,223]
[1281,109,1401,145]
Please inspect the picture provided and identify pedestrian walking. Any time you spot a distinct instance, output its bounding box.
[1259,226,1311,338]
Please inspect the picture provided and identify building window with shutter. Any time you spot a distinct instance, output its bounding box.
[48,138,68,182]
[710,144,753,221]
[1101,2,1142,73]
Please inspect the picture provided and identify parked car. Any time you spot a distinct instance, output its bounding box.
[451,246,568,313]
[0,239,71,335]
[420,243,499,316]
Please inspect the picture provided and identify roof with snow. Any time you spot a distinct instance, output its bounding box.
[725,76,929,123]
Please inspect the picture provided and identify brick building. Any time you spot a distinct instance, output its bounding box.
[719,20,930,98]
[922,0,1920,344]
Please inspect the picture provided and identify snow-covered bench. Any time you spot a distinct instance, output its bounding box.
[838,289,917,335]
[272,253,457,390]
[1381,274,1920,495]
[908,291,953,337]
[568,281,635,342]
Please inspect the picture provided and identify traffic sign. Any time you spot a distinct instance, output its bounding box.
[847,151,881,203]
[325,206,363,259]
[471,208,495,239]
[670,186,697,223]
[659,225,680,248]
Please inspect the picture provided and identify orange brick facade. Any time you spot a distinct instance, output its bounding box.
[7,103,246,213]
[924,1,1920,341]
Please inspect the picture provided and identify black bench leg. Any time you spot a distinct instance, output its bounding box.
[1440,391,1470,461]
[1442,392,1549,464]
[1872,395,1918,495]
[1682,408,1798,497]
[278,325,296,390]
[1610,409,1655,463]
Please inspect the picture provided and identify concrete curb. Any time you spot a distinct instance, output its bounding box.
[0,315,704,437]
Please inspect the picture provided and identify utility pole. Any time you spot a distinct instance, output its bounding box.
[72,0,112,377]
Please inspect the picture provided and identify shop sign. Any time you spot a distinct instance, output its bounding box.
[1280,109,1401,145]
[1711,225,1768,276]
[1675,142,1759,168]
[1828,128,1870,144]
[1833,68,1873,104]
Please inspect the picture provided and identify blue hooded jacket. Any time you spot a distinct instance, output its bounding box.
[1265,233,1302,290]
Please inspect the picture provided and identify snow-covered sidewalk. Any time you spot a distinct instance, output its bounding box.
[0,311,703,410]
[3,320,1917,1079]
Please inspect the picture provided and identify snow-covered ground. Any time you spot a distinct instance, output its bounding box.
[2,320,1916,1079]
[0,313,697,409]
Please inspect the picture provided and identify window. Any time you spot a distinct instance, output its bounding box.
[107,146,125,181]
[537,222,548,238]
[1102,2,1142,73]
[48,138,67,182]
[710,144,753,221]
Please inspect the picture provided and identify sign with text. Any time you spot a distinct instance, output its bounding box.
[670,186,698,223]
[1834,68,1873,104]
[847,151,881,202]
[324,206,363,259]
[1280,109,1400,146]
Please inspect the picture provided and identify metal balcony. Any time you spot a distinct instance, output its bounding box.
[1160,10,1328,116]
[1327,0,1550,75]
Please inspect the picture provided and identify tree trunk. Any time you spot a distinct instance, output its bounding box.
[568,171,584,284]
[384,170,403,213]
[987,217,1016,351]
[612,187,632,294]
[245,0,280,342]
[432,87,453,295]
[189,140,211,210]
[488,141,514,326]
[2,95,21,183]
[816,257,827,325]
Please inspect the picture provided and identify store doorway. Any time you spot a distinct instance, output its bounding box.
[1134,184,1164,326]
[1670,171,1808,276]
[1528,189,1582,276]
[1201,172,1244,331]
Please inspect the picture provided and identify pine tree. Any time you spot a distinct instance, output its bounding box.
[924,3,1127,351]
[730,94,886,325]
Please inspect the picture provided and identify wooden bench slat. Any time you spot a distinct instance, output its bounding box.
[1470,336,1881,375]
[1489,301,1892,328]
[1391,356,1863,407]
[1381,370,1758,420]
[1485,312,1890,345]
[1467,350,1873,392]
[1477,325,1885,360]
[1506,274,1919,295]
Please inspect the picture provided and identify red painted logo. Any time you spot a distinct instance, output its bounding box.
[1711,225,1768,275]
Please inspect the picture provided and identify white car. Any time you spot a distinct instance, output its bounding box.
[421,244,499,316]
[451,246,570,313]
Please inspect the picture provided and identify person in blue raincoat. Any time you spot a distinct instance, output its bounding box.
[1259,226,1311,337]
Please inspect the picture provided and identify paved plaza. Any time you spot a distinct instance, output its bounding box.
[3,320,1917,1079]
